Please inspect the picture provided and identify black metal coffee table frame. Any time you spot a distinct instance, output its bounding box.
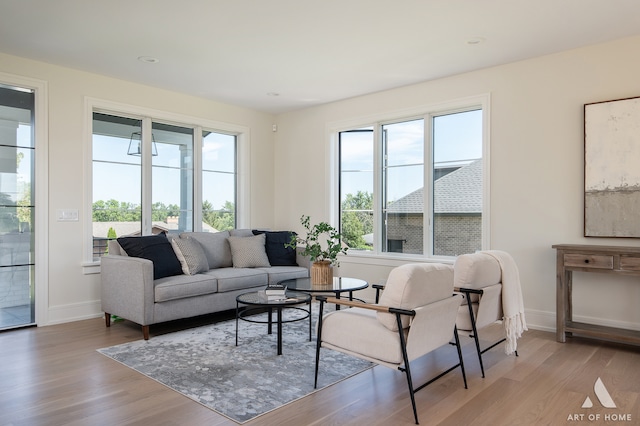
[235,290,311,355]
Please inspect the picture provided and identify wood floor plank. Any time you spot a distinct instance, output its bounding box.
[1,317,639,426]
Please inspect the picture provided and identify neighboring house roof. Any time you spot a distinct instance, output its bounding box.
[386,159,482,214]
[93,221,217,238]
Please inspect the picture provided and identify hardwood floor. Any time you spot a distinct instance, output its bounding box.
[1,314,639,426]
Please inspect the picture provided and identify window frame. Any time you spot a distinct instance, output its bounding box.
[0,72,49,325]
[83,98,250,272]
[330,94,490,265]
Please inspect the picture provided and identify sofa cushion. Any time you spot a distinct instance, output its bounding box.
[252,230,298,266]
[171,236,209,275]
[228,234,271,268]
[154,273,218,302]
[183,231,232,269]
[203,267,268,292]
[255,266,309,284]
[116,233,183,279]
[377,263,454,331]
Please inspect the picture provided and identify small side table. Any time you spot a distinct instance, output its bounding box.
[235,290,311,355]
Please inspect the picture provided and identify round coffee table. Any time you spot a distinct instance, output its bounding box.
[235,290,311,355]
[278,277,368,309]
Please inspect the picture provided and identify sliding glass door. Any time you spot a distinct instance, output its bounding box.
[0,84,36,330]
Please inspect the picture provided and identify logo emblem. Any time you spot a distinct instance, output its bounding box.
[582,377,616,408]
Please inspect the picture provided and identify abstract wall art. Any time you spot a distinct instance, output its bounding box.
[584,96,640,237]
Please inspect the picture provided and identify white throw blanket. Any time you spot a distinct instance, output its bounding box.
[484,250,528,355]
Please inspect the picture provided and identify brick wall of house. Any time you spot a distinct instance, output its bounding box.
[386,213,424,254]
[433,215,482,256]
[386,213,481,256]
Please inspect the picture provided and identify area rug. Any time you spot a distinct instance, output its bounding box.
[97,307,373,424]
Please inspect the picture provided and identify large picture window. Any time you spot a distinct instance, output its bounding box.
[338,104,486,258]
[90,110,239,261]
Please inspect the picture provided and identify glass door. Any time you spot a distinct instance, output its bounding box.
[0,84,35,330]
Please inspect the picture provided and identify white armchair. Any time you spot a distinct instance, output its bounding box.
[454,251,526,378]
[314,263,467,425]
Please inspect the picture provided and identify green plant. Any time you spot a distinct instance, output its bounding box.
[107,227,117,239]
[286,215,348,266]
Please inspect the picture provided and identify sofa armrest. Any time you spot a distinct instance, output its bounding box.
[100,254,155,326]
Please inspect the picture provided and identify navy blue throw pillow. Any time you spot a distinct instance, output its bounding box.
[117,233,183,279]
[252,230,298,266]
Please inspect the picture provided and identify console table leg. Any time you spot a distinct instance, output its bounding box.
[556,250,567,343]
[566,271,573,338]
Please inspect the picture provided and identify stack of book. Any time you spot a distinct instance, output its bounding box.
[265,283,287,301]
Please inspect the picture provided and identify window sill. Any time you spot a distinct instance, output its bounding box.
[338,251,455,268]
[82,261,101,275]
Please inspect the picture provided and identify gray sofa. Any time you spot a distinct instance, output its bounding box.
[100,229,309,339]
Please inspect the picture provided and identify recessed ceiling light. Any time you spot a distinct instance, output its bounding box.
[138,56,160,63]
[466,37,486,45]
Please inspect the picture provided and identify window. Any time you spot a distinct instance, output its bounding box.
[431,110,484,256]
[151,122,194,233]
[383,119,425,254]
[92,113,142,257]
[337,104,485,258]
[90,109,239,261]
[0,84,36,329]
[339,128,373,249]
[202,131,236,231]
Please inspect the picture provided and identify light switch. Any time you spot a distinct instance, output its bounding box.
[57,209,79,221]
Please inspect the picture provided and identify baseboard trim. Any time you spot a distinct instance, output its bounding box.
[524,308,640,334]
[46,300,103,325]
[523,308,555,332]
[41,302,640,334]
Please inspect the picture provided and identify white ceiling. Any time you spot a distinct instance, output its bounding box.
[2,0,640,114]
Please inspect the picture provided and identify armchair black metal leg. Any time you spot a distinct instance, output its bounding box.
[453,326,468,389]
[465,294,485,378]
[314,299,325,389]
[396,312,419,425]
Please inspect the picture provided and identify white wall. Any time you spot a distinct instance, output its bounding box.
[0,52,276,325]
[3,34,640,331]
[274,35,640,332]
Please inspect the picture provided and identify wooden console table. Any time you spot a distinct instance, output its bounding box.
[553,244,640,346]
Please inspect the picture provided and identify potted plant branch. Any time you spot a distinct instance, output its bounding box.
[287,215,347,284]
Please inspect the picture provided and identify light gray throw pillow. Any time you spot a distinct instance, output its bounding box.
[182,231,232,268]
[171,236,210,275]
[228,234,271,268]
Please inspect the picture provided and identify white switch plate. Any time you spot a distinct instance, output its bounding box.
[57,209,79,221]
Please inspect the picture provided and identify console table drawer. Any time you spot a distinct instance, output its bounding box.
[620,256,640,272]
[564,254,613,269]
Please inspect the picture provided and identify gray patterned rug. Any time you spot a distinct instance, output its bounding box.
[98,306,373,424]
